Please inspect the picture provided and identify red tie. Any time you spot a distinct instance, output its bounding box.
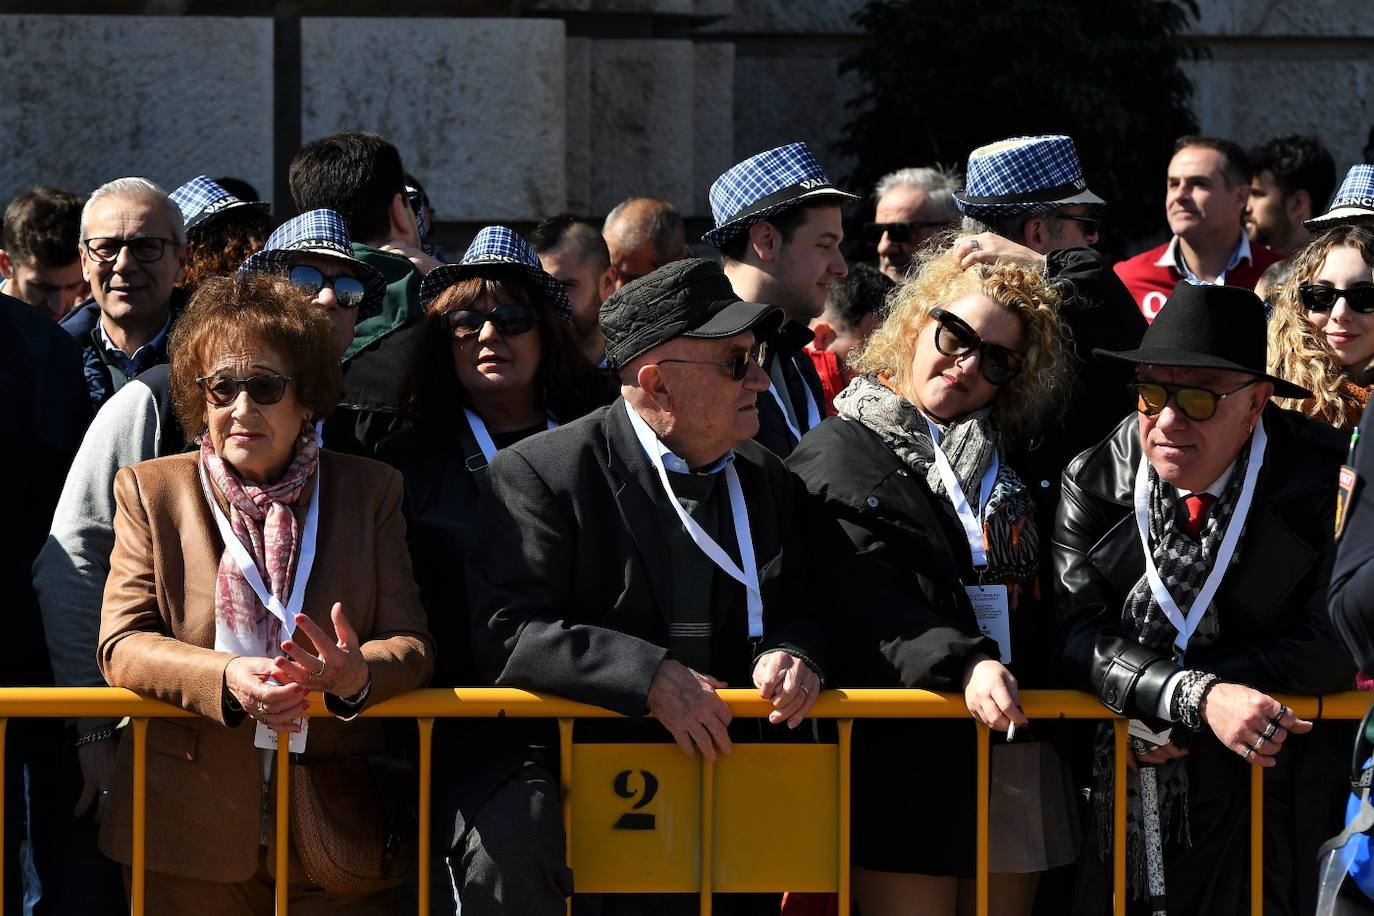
[1183,493,1216,538]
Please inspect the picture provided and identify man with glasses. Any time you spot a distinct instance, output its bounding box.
[463,258,827,915]
[866,165,961,282]
[1053,281,1354,915]
[59,177,188,410]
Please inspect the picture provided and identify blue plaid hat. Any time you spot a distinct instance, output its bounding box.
[1305,164,1374,230]
[953,135,1105,217]
[169,175,268,235]
[419,225,571,319]
[702,142,858,248]
[238,209,386,321]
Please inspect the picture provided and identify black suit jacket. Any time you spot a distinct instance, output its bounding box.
[468,398,828,718]
[1329,396,1374,672]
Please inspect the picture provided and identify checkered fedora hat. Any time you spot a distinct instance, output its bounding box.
[169,175,268,235]
[1305,164,1374,230]
[419,225,571,319]
[238,209,387,321]
[953,135,1105,217]
[702,142,859,248]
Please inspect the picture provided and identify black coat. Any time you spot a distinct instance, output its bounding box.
[468,398,829,716]
[1329,396,1374,672]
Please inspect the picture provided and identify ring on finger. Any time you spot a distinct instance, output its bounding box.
[1254,735,1267,752]
[1274,705,1290,724]
[1243,746,1255,761]
[969,239,981,251]
[1261,720,1279,741]
[308,659,325,682]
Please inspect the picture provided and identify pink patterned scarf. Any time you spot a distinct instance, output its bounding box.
[199,432,320,656]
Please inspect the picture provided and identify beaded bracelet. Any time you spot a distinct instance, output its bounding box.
[74,724,118,747]
[1171,671,1218,732]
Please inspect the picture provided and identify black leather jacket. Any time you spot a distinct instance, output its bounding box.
[1053,405,1356,725]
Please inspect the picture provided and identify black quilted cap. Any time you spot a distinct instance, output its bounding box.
[599,258,783,372]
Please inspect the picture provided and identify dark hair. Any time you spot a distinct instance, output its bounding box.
[826,262,893,332]
[409,268,608,425]
[289,131,405,244]
[1173,135,1251,188]
[718,199,839,263]
[180,206,274,294]
[2,186,84,267]
[169,273,341,438]
[529,214,610,273]
[1249,135,1337,211]
[213,177,262,204]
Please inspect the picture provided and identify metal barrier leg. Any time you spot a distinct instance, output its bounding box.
[1113,721,1127,916]
[699,756,714,916]
[1250,765,1263,916]
[976,724,989,916]
[276,735,290,914]
[559,719,573,916]
[418,717,434,916]
[0,717,6,912]
[131,717,148,916]
[838,720,852,916]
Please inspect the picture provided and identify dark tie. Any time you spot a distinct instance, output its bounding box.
[1182,492,1216,538]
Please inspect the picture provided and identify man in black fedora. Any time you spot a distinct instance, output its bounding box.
[1053,281,1355,915]
[462,257,827,914]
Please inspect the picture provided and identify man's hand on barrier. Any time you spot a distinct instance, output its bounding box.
[75,738,118,821]
[962,655,1028,733]
[225,656,311,732]
[752,650,820,728]
[647,659,733,762]
[953,233,1048,272]
[1201,682,1311,767]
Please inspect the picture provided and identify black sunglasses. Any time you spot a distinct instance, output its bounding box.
[863,220,948,245]
[1298,283,1374,314]
[654,341,766,382]
[1130,379,1258,422]
[447,302,538,341]
[1054,213,1101,236]
[930,307,1026,386]
[82,236,176,264]
[285,265,367,309]
[196,373,292,407]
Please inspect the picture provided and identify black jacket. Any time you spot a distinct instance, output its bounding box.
[1053,405,1356,724]
[786,416,999,689]
[468,398,829,715]
[1329,397,1374,672]
[59,294,186,411]
[754,320,826,458]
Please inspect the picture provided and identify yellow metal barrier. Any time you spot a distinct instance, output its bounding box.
[0,687,1368,916]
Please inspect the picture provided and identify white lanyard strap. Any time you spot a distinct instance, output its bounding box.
[625,402,764,638]
[199,460,321,639]
[1134,418,1267,656]
[925,419,998,568]
[791,353,822,430]
[767,381,803,444]
[463,407,559,463]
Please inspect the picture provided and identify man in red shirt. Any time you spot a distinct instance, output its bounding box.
[1115,136,1284,321]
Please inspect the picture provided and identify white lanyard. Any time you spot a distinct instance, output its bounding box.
[199,460,321,643]
[767,381,803,444]
[1134,418,1267,657]
[925,418,999,568]
[463,408,559,462]
[625,401,763,638]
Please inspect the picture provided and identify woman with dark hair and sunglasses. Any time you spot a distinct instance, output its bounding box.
[375,226,609,911]
[1267,224,1374,431]
[96,272,433,912]
[787,244,1072,916]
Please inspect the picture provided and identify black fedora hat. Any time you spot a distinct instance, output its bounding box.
[1094,282,1311,400]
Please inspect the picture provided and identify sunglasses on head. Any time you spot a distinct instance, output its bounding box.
[196,373,292,407]
[863,220,948,245]
[930,307,1026,386]
[447,302,538,341]
[653,341,766,382]
[1130,379,1258,422]
[1298,283,1374,314]
[285,265,367,309]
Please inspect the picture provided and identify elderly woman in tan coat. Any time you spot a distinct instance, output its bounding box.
[97,273,433,914]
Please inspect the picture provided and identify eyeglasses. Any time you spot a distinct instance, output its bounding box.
[1053,213,1101,236]
[196,373,292,407]
[447,302,538,340]
[1298,283,1374,314]
[653,342,766,382]
[863,221,948,245]
[82,236,176,264]
[285,265,368,309]
[1131,379,1258,422]
[930,307,1026,386]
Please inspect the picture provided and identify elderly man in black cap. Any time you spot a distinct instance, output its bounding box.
[1054,282,1355,915]
[462,257,827,914]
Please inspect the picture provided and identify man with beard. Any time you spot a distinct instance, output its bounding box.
[531,214,616,365]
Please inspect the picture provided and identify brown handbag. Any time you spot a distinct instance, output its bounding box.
[271,755,417,896]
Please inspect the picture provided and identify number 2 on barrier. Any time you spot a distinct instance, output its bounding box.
[613,769,659,830]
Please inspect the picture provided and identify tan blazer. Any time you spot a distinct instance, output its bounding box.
[97,449,434,883]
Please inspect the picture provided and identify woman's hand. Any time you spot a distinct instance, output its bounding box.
[274,602,371,700]
[962,655,1027,733]
[225,656,310,731]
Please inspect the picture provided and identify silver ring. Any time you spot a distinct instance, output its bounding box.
[1254,735,1267,751]
[968,239,980,251]
[1243,747,1254,761]
[1261,720,1279,741]
[1276,705,1290,723]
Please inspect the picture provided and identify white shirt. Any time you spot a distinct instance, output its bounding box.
[1154,232,1253,286]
